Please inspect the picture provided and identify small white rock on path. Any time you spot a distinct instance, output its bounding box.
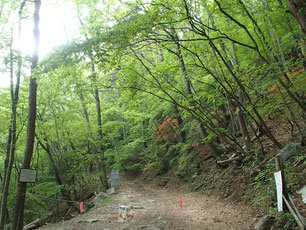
[37,177,256,230]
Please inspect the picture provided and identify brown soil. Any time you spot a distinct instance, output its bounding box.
[37,176,256,230]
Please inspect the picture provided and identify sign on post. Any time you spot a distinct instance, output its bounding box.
[111,169,119,188]
[274,170,283,212]
[19,169,37,183]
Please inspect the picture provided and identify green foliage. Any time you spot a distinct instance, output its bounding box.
[22,182,62,222]
[23,192,49,222]
[0,0,305,227]
[248,159,276,206]
[173,146,198,178]
[109,138,146,173]
[275,212,296,230]
[143,160,164,176]
[283,150,306,192]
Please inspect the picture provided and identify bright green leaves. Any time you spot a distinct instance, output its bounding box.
[1,0,304,223]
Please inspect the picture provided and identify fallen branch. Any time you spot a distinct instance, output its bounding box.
[23,216,51,230]
[288,196,306,228]
[195,183,205,190]
[216,153,241,168]
[282,195,306,230]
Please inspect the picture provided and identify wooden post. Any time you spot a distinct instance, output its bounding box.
[275,155,306,229]
[275,156,289,201]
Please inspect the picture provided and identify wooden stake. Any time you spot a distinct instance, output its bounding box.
[282,195,306,230]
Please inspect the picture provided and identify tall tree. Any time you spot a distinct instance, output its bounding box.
[0,1,26,228]
[12,0,40,229]
[79,90,108,192]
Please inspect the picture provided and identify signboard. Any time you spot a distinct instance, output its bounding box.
[274,171,283,212]
[19,169,37,183]
[111,169,119,188]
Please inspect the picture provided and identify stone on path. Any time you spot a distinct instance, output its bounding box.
[254,215,275,230]
[107,187,117,195]
[77,218,100,223]
[276,142,302,163]
[92,192,108,206]
[87,218,100,223]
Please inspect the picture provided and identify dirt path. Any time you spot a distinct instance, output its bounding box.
[37,178,256,230]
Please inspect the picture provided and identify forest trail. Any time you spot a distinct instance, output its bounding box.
[37,177,256,230]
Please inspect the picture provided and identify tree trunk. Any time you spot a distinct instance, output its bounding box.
[36,136,79,214]
[36,137,72,200]
[12,1,40,229]
[0,2,25,227]
[237,106,251,150]
[170,29,219,156]
[0,29,15,230]
[93,80,109,192]
[79,92,108,192]
[77,14,109,192]
[158,47,186,142]
[287,0,306,37]
[172,104,186,142]
[212,39,282,149]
